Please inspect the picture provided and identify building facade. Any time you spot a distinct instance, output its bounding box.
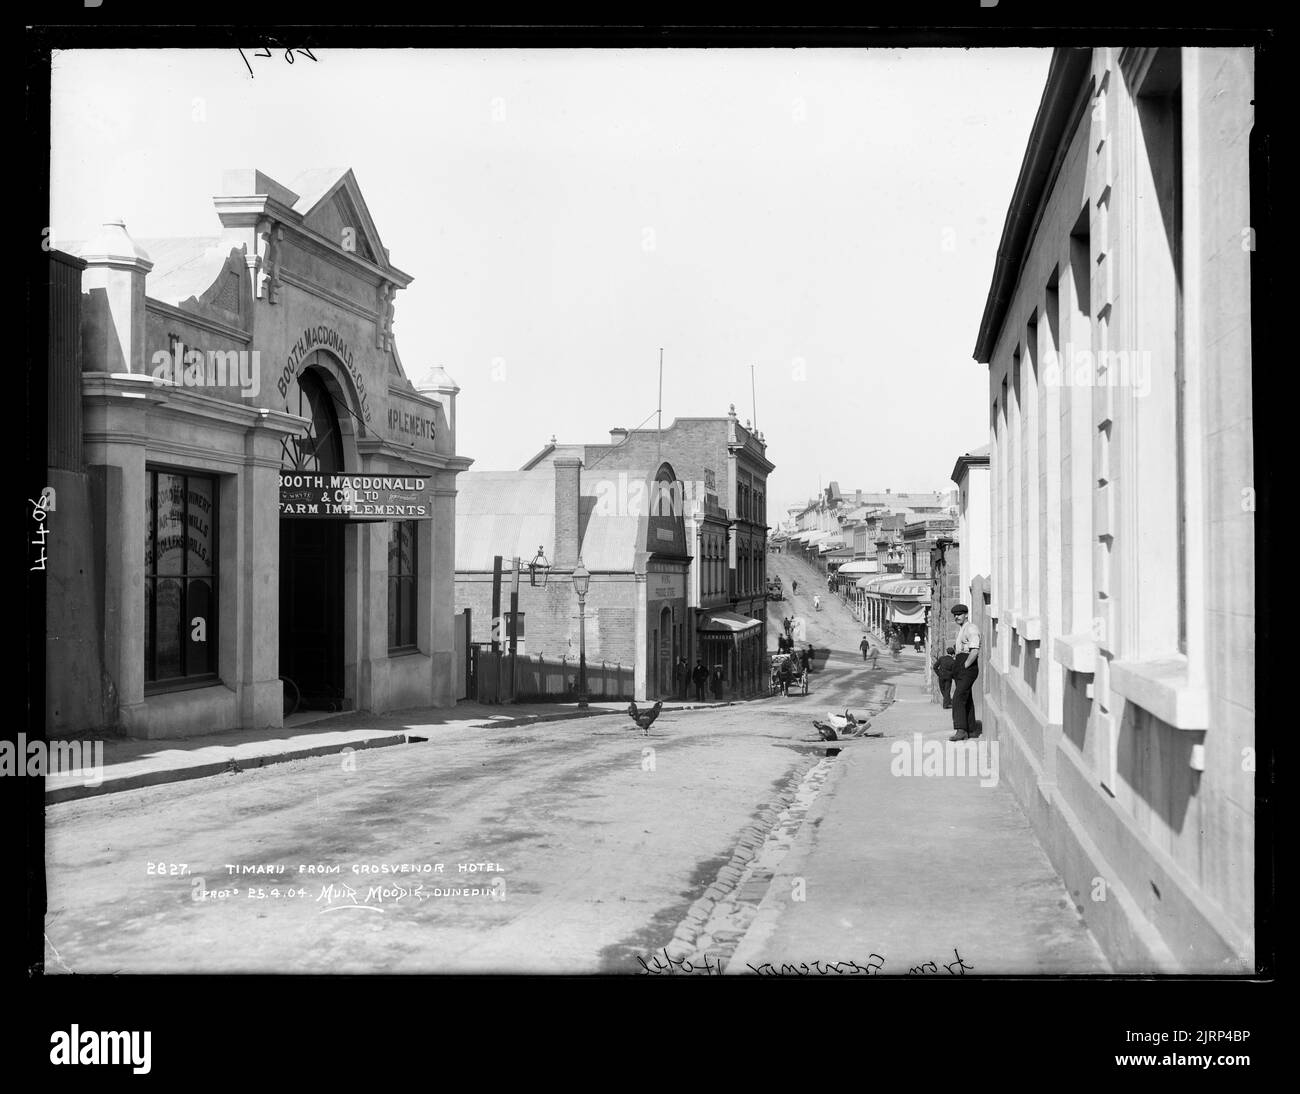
[973,48,1254,971]
[950,445,992,609]
[522,406,773,698]
[48,168,471,738]
[454,460,690,702]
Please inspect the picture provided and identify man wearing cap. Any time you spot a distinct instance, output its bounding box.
[949,604,980,741]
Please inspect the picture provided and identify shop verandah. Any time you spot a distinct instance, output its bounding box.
[853,575,931,645]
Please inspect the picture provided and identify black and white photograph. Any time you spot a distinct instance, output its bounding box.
[20,13,1275,1070]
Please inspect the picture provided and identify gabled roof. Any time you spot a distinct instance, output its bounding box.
[287,167,390,268]
[520,443,588,471]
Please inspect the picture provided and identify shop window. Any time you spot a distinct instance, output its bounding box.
[145,469,218,687]
[388,520,418,650]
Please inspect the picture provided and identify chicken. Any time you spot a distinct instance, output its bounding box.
[627,700,663,735]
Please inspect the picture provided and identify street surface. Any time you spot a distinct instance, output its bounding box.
[44,552,925,974]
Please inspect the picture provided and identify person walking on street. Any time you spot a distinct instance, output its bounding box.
[933,646,956,709]
[801,645,813,675]
[867,645,880,670]
[691,660,710,702]
[792,580,798,596]
[860,634,871,661]
[949,607,980,740]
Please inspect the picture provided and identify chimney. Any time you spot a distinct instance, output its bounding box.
[553,457,582,569]
[609,427,628,443]
[79,219,153,374]
[886,487,891,495]
[855,489,862,505]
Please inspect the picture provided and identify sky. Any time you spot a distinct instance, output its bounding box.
[50,46,1052,518]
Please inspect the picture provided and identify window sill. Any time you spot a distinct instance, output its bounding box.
[1011,613,1042,641]
[1052,633,1097,673]
[1109,657,1209,730]
[145,674,223,697]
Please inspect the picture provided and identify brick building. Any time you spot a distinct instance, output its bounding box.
[973,47,1255,971]
[455,460,691,702]
[522,405,773,697]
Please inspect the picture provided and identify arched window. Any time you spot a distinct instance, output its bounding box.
[281,367,344,473]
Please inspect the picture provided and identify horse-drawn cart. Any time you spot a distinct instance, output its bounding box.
[769,652,808,696]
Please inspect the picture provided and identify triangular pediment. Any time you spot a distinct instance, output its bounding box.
[293,168,388,269]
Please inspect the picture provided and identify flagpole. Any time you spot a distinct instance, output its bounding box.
[657,347,663,468]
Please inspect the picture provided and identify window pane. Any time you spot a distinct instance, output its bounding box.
[145,472,156,573]
[402,577,416,646]
[400,521,415,575]
[388,576,399,648]
[187,478,215,575]
[145,578,154,681]
[187,578,215,674]
[155,577,184,678]
[156,474,186,575]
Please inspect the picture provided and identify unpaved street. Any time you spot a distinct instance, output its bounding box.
[44,574,916,974]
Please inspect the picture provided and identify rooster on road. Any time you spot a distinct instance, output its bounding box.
[627,700,663,735]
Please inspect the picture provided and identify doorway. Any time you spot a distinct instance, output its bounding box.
[279,518,345,710]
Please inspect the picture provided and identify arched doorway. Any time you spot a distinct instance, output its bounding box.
[657,605,673,698]
[280,365,347,710]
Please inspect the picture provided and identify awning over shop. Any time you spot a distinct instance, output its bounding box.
[698,610,763,634]
[889,601,928,622]
[838,559,878,576]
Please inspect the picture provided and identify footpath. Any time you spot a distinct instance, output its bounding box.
[43,695,739,805]
[727,665,1112,976]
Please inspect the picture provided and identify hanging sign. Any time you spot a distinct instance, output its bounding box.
[279,473,432,520]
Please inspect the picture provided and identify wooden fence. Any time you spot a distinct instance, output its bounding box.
[469,647,635,703]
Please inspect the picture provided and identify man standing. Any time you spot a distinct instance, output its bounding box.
[692,659,710,702]
[933,645,956,709]
[674,657,689,700]
[949,606,980,740]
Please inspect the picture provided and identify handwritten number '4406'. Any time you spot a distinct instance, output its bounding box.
[239,45,318,78]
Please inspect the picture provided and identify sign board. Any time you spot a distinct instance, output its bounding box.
[649,573,686,602]
[279,473,432,520]
[387,391,438,447]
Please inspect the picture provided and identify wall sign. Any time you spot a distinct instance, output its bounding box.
[277,326,372,423]
[279,473,431,520]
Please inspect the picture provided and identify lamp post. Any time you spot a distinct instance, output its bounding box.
[572,556,590,708]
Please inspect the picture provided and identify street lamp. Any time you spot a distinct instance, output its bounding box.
[572,556,590,708]
[528,545,551,587]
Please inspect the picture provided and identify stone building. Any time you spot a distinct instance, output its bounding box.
[950,445,991,608]
[972,48,1254,971]
[47,168,471,738]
